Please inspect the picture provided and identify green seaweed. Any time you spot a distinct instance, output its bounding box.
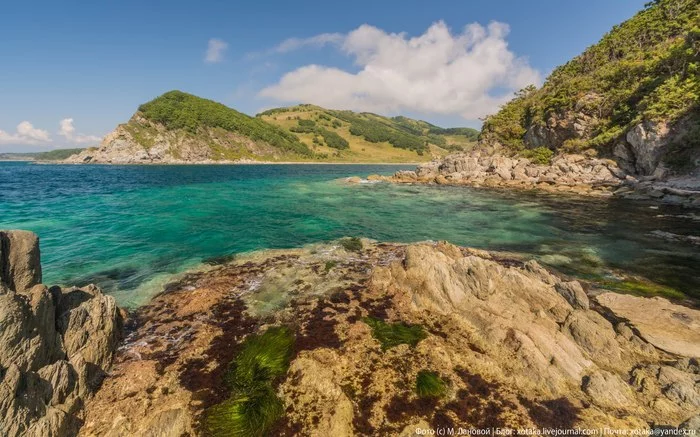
[599,279,684,299]
[340,237,363,252]
[205,326,294,437]
[416,370,448,399]
[363,317,427,351]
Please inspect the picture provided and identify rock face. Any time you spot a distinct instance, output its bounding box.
[77,240,700,435]
[596,293,700,357]
[0,230,123,437]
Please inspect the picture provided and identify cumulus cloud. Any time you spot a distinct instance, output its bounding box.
[0,121,51,145]
[259,21,541,120]
[58,118,102,144]
[205,38,228,63]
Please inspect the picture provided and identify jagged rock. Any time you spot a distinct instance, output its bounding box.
[0,230,122,437]
[596,293,700,357]
[0,230,42,292]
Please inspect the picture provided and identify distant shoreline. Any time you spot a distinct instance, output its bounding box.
[32,160,421,166]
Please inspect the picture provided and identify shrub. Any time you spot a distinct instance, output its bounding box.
[205,326,294,437]
[324,260,337,272]
[318,128,349,150]
[521,147,554,165]
[363,317,427,350]
[416,371,448,399]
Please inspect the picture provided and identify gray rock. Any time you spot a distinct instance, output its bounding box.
[626,121,670,175]
[0,230,42,292]
[0,230,123,437]
[582,370,635,409]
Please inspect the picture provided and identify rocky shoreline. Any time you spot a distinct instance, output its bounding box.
[354,152,700,207]
[2,233,699,436]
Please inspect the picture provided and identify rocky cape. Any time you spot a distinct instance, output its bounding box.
[0,231,123,437]
[367,150,700,207]
[69,238,699,435]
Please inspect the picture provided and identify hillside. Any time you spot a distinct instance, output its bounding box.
[66,91,478,164]
[480,0,699,176]
[258,104,479,163]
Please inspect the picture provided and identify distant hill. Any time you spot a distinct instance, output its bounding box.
[0,148,84,161]
[258,104,479,162]
[66,91,478,164]
[480,0,699,176]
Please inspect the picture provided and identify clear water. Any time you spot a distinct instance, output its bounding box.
[1,161,698,306]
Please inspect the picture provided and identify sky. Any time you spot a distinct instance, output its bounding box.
[0,0,648,152]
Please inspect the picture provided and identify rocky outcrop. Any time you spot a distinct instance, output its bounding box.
[384,152,626,196]
[76,240,699,435]
[380,151,700,206]
[64,114,285,165]
[0,230,123,437]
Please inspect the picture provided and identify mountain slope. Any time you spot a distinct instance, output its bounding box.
[480,0,699,176]
[258,104,479,162]
[67,92,478,164]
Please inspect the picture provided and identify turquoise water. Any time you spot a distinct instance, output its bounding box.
[1,161,698,306]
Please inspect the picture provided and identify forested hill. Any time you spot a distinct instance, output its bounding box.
[67,91,480,164]
[480,0,699,175]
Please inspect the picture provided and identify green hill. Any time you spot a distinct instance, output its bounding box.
[480,0,699,173]
[258,104,479,162]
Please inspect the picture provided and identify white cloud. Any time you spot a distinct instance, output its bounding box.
[205,38,228,63]
[274,33,344,53]
[260,21,541,120]
[58,118,102,144]
[0,121,51,145]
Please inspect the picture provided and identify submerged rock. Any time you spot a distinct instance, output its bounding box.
[0,230,123,437]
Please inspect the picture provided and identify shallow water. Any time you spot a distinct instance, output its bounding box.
[1,161,698,306]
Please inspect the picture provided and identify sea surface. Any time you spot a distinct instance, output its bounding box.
[1,161,698,307]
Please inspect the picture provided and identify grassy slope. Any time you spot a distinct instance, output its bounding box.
[258,104,479,163]
[481,0,699,157]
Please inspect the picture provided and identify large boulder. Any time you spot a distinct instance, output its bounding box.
[0,230,123,437]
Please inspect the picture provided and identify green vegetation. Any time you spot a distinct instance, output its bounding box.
[339,237,363,252]
[415,371,448,399]
[363,317,427,351]
[205,326,294,437]
[324,260,337,272]
[139,91,312,156]
[522,147,554,165]
[481,0,700,155]
[258,103,478,160]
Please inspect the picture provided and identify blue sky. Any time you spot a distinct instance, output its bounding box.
[0,0,647,152]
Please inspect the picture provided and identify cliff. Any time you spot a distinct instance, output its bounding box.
[0,231,123,437]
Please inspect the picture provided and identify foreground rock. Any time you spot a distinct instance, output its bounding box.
[0,230,123,437]
[378,152,700,207]
[596,293,700,357]
[79,239,699,435]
